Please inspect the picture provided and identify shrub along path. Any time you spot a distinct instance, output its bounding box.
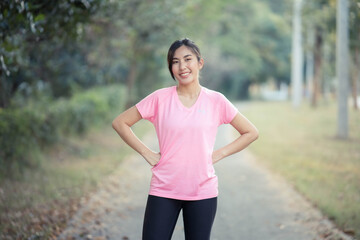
[57,121,352,240]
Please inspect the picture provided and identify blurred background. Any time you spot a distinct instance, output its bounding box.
[0,0,359,239]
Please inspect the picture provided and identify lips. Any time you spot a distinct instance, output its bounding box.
[179,72,191,78]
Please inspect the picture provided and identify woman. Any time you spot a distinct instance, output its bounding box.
[112,38,259,240]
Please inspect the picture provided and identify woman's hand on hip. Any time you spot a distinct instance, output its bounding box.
[212,149,224,164]
[143,150,161,167]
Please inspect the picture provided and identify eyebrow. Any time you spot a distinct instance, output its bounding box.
[172,54,193,60]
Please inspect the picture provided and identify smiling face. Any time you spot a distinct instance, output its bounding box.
[171,45,204,85]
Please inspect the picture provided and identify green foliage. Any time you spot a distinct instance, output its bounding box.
[0,84,125,180]
[0,0,185,107]
[0,0,105,107]
[95,0,186,104]
[302,0,359,100]
[0,0,102,71]
[349,0,360,50]
[0,109,42,174]
[182,0,292,99]
[1,0,358,107]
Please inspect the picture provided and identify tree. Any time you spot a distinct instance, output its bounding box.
[349,0,360,110]
[291,0,303,108]
[312,26,323,107]
[302,0,337,107]
[0,0,103,108]
[304,26,314,101]
[336,0,349,139]
[103,0,185,107]
[183,0,292,100]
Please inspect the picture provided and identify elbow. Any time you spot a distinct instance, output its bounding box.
[254,130,259,141]
[111,120,117,130]
[251,128,259,142]
[112,117,122,131]
[112,117,129,133]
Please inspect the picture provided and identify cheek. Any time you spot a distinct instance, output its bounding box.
[191,62,200,71]
[172,65,178,74]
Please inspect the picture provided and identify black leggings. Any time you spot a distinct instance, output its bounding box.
[142,195,217,240]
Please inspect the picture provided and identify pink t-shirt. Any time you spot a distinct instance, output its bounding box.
[135,86,238,200]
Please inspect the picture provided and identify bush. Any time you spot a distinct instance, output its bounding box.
[0,84,126,179]
[0,109,41,177]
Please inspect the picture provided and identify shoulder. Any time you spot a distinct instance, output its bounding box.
[141,86,174,103]
[152,86,174,98]
[151,86,174,96]
[202,87,228,103]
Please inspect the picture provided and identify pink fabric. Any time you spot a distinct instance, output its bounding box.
[135,86,238,200]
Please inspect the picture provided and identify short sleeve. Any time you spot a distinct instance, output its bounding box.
[219,93,238,125]
[135,91,158,123]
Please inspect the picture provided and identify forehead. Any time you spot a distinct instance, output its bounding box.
[173,46,194,58]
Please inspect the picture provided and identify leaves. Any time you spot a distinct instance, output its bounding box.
[185,0,292,99]
[0,198,81,239]
[0,0,104,107]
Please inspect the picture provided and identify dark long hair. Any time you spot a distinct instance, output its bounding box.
[167,38,202,80]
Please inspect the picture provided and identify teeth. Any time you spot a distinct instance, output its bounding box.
[180,72,190,76]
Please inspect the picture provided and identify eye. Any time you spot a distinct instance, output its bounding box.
[172,60,179,64]
[185,58,192,62]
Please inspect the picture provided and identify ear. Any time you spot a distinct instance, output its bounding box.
[198,58,204,70]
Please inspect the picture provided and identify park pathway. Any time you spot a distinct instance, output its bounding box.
[57,106,352,240]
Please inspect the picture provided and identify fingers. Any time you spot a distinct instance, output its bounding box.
[147,151,161,167]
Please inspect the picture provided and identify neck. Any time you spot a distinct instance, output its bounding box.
[176,82,202,97]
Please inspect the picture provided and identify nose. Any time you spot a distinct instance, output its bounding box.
[179,60,187,70]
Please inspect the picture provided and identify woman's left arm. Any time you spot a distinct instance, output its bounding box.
[212,112,259,164]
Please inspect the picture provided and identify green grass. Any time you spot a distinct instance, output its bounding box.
[242,100,360,238]
[0,120,152,239]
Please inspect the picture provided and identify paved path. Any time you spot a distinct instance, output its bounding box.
[58,122,352,240]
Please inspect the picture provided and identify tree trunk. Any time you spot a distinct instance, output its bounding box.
[125,59,137,109]
[305,26,314,102]
[0,76,10,108]
[351,44,359,110]
[336,0,349,139]
[322,43,331,103]
[0,55,11,108]
[230,77,242,100]
[291,0,303,108]
[312,27,322,108]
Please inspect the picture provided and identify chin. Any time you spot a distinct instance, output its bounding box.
[177,77,196,85]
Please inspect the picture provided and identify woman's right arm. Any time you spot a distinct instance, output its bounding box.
[112,106,160,166]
